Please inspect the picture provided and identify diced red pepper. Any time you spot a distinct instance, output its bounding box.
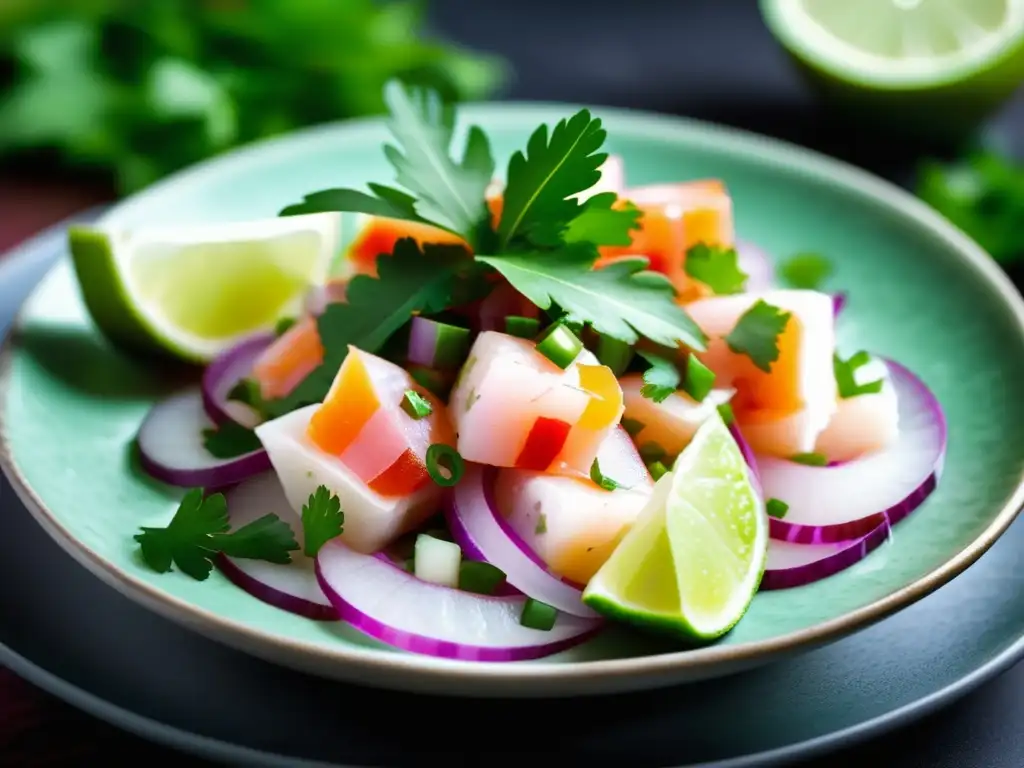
[515,417,573,471]
[368,448,431,497]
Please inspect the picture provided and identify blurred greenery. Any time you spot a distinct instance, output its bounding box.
[0,0,507,194]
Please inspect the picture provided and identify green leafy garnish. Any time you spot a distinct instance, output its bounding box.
[301,485,344,558]
[621,417,646,437]
[681,353,715,402]
[725,300,792,373]
[590,458,620,491]
[134,489,297,580]
[636,350,680,403]
[834,351,884,399]
[790,452,828,466]
[684,243,748,295]
[535,514,547,535]
[274,317,297,337]
[201,422,263,459]
[497,109,607,249]
[647,460,669,481]
[916,151,1024,265]
[226,378,265,413]
[562,193,642,247]
[479,250,706,350]
[780,252,832,290]
[717,402,735,426]
[401,389,434,419]
[766,498,789,519]
[265,239,471,415]
[638,442,667,464]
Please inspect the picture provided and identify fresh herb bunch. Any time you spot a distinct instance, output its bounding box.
[917,150,1024,266]
[272,79,712,416]
[0,0,506,194]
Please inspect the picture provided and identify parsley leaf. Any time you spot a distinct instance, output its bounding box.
[266,239,470,415]
[301,486,345,558]
[834,351,884,398]
[725,300,791,373]
[780,252,832,290]
[561,193,642,247]
[637,350,681,403]
[497,109,607,249]
[477,249,707,350]
[684,243,748,295]
[202,422,263,459]
[134,489,298,580]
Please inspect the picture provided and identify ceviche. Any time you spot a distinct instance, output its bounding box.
[68,81,947,662]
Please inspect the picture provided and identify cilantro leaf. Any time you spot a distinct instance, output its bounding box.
[266,239,469,414]
[227,378,265,411]
[213,514,298,564]
[562,193,642,247]
[684,243,748,295]
[380,80,493,244]
[134,489,230,581]
[725,300,791,373]
[834,351,884,398]
[202,422,263,459]
[780,252,832,290]
[477,249,707,350]
[301,486,345,558]
[497,109,607,249]
[590,458,620,491]
[280,188,426,221]
[637,350,681,403]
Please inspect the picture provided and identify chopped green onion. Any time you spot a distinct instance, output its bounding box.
[401,390,433,420]
[432,321,473,368]
[766,498,789,519]
[621,417,646,437]
[638,441,667,464]
[274,317,296,337]
[458,560,506,595]
[534,513,547,534]
[535,321,583,369]
[717,402,735,426]
[647,460,669,481]
[590,458,620,491]
[425,443,465,487]
[682,353,715,402]
[595,334,635,376]
[409,366,453,399]
[505,315,541,339]
[790,452,827,466]
[520,597,558,631]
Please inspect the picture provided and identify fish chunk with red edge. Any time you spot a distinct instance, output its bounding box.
[449,331,624,473]
[493,426,653,585]
[686,290,837,458]
[255,346,454,553]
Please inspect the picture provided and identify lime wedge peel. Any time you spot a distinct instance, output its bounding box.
[761,0,1024,87]
[583,415,768,641]
[69,213,340,364]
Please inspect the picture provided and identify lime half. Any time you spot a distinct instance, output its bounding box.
[583,414,767,641]
[761,0,1024,140]
[69,214,339,363]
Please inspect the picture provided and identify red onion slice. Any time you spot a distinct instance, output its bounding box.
[735,240,775,293]
[445,464,598,617]
[760,518,892,590]
[761,359,946,544]
[315,540,602,661]
[216,473,338,620]
[832,292,847,318]
[137,387,270,488]
[201,333,273,428]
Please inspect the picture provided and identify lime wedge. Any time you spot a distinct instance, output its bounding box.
[69,214,339,363]
[760,0,1024,140]
[582,414,767,640]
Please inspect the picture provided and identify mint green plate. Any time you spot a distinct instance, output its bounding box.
[2,104,1024,697]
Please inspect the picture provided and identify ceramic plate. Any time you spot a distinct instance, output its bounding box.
[2,104,1024,697]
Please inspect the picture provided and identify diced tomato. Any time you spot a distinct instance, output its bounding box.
[515,416,573,471]
[252,317,324,400]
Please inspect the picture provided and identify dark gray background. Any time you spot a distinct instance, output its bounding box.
[428,0,1024,766]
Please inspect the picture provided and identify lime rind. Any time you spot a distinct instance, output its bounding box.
[761,0,1024,89]
[69,213,339,363]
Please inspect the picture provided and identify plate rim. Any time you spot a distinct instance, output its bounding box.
[3,101,1024,692]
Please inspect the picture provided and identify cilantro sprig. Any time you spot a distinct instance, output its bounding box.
[276,79,708,409]
[135,485,346,580]
[134,489,297,581]
[726,300,791,373]
[201,422,263,459]
[834,351,884,398]
[684,243,748,295]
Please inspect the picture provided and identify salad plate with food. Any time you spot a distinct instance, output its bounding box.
[2,81,1023,697]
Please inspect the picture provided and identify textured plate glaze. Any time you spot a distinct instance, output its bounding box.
[2,104,1024,697]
